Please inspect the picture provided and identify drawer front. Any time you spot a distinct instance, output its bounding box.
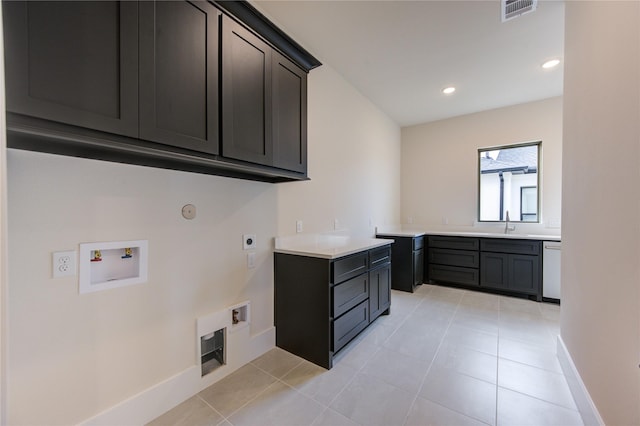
[413,236,425,251]
[428,264,479,286]
[429,248,479,268]
[480,239,541,255]
[332,252,368,284]
[333,274,368,318]
[428,236,479,251]
[369,246,391,269]
[333,300,369,352]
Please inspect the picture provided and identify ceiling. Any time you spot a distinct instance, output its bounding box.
[253,0,565,127]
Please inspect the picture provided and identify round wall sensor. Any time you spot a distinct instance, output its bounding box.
[182,204,196,220]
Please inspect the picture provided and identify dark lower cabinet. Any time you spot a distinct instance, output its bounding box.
[274,244,391,369]
[3,1,139,137]
[376,234,424,292]
[139,0,220,154]
[369,263,391,321]
[426,235,542,301]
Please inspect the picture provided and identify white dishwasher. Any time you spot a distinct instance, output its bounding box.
[543,241,562,300]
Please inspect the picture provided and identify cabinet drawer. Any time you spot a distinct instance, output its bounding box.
[333,274,368,318]
[429,248,479,268]
[333,300,369,352]
[332,252,368,284]
[428,236,479,251]
[428,264,479,286]
[369,246,391,269]
[413,236,425,251]
[480,239,541,255]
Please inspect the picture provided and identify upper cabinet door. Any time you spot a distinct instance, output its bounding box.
[3,1,139,137]
[272,52,307,173]
[139,1,220,154]
[221,16,273,166]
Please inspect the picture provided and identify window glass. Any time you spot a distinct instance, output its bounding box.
[478,142,540,222]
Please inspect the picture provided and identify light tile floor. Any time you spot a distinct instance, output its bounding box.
[148,284,583,426]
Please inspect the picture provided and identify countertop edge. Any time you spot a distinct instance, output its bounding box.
[274,239,393,259]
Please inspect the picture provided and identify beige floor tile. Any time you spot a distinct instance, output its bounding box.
[333,338,380,370]
[198,363,276,417]
[227,381,324,426]
[452,311,500,335]
[498,337,562,373]
[146,396,222,426]
[460,291,501,311]
[382,326,443,361]
[250,347,304,378]
[282,360,358,406]
[355,321,397,346]
[419,368,497,425]
[500,296,543,315]
[498,358,577,410]
[330,373,414,426]
[414,284,433,296]
[431,341,498,384]
[311,408,359,426]
[497,387,583,426]
[360,346,431,394]
[409,301,457,324]
[443,324,499,356]
[406,396,489,426]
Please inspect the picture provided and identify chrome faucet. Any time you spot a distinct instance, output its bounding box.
[504,210,515,234]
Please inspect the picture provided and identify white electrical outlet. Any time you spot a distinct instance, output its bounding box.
[52,250,77,278]
[296,220,303,233]
[334,219,339,230]
[247,252,256,269]
[243,234,256,250]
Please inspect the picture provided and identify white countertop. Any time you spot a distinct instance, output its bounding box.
[422,230,561,241]
[274,234,393,259]
[375,229,426,238]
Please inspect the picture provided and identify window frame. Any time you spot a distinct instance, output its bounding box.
[477,141,541,223]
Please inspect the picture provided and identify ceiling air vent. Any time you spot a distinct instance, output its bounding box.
[502,0,537,22]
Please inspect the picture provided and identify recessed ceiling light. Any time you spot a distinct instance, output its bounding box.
[542,59,561,69]
[442,86,456,95]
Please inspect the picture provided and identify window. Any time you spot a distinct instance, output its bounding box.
[478,142,540,222]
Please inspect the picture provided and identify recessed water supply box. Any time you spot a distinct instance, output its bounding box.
[79,240,148,294]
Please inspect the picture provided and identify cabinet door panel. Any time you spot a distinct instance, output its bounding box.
[273,52,307,172]
[222,17,273,165]
[509,254,540,294]
[413,248,424,286]
[139,0,219,153]
[480,252,508,289]
[3,1,138,137]
[369,264,390,321]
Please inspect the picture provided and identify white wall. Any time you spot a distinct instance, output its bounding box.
[561,2,640,424]
[277,64,401,236]
[401,97,562,233]
[3,66,400,425]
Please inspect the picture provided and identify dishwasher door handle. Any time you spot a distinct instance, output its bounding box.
[544,245,562,250]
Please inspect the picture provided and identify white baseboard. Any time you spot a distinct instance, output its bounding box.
[557,335,605,426]
[80,326,275,426]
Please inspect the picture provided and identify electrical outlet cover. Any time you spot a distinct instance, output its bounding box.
[53,250,77,278]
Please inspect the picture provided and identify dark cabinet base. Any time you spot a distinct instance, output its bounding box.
[426,235,542,302]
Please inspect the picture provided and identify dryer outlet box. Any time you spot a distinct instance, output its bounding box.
[243,234,256,250]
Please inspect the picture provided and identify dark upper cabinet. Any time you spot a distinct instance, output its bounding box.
[3,1,139,137]
[3,0,320,182]
[272,51,307,173]
[221,15,273,166]
[139,1,220,154]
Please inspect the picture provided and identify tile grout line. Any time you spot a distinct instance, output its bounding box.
[401,287,465,426]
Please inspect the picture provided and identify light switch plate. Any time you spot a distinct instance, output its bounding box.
[243,234,256,250]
